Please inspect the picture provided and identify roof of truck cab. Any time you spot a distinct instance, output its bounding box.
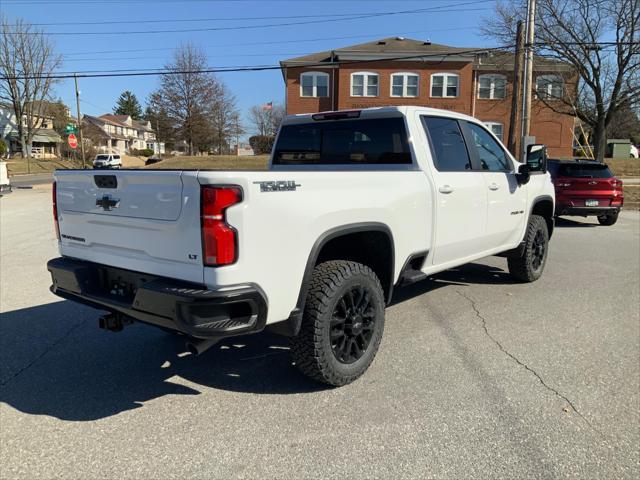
[281,106,480,125]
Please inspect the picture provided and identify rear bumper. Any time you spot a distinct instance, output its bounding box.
[47,257,268,340]
[556,205,620,216]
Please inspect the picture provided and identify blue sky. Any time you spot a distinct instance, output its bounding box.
[1,0,500,132]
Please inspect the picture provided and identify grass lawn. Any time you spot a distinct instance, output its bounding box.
[623,185,640,209]
[5,157,82,175]
[606,158,640,178]
[143,155,269,170]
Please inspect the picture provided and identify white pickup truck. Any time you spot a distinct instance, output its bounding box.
[48,106,554,386]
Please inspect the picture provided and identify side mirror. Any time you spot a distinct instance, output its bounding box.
[526,144,547,172]
[516,163,530,185]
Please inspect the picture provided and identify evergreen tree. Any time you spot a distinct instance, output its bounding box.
[113,91,143,120]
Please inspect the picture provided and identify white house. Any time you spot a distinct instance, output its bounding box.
[83,114,165,155]
[0,106,63,159]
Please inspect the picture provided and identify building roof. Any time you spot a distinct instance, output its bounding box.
[99,114,132,127]
[8,128,62,143]
[281,37,479,66]
[280,36,572,73]
[132,120,153,132]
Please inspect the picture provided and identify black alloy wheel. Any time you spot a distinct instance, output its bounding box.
[531,229,546,272]
[330,286,376,364]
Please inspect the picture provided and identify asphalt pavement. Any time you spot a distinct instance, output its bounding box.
[1,185,638,479]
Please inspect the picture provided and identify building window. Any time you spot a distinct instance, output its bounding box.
[484,122,504,142]
[478,74,506,99]
[536,75,563,100]
[300,72,329,98]
[431,73,459,98]
[351,72,379,97]
[391,73,419,97]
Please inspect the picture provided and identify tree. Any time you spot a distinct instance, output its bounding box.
[113,91,143,119]
[482,0,639,161]
[249,135,275,155]
[150,44,221,155]
[606,105,640,145]
[248,103,286,136]
[0,15,62,161]
[144,102,176,151]
[210,84,243,154]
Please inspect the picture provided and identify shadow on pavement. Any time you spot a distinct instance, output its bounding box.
[1,262,513,422]
[0,301,325,421]
[391,262,516,306]
[554,217,598,228]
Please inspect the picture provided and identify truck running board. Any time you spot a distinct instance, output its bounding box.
[400,269,428,285]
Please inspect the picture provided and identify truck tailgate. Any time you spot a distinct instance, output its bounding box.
[55,170,204,284]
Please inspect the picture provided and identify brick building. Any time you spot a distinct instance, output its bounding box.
[280,37,576,158]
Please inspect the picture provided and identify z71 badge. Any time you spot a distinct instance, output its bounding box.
[253,180,301,192]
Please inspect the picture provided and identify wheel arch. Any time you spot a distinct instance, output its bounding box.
[270,222,395,337]
[530,195,555,238]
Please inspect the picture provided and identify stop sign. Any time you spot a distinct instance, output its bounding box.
[68,133,78,149]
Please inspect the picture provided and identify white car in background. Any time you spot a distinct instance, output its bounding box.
[93,154,122,169]
[631,144,639,159]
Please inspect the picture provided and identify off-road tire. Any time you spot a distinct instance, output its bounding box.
[507,214,549,282]
[597,211,618,226]
[291,260,385,386]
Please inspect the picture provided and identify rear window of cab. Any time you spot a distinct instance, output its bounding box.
[273,117,412,165]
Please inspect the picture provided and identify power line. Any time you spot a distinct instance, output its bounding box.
[60,27,474,56]
[3,3,489,26]
[1,46,515,81]
[5,0,486,4]
[5,3,492,36]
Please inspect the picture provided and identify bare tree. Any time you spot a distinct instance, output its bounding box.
[248,103,286,136]
[0,15,62,160]
[151,44,220,155]
[210,84,242,154]
[482,0,639,160]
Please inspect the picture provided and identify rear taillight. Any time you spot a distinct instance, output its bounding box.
[52,181,60,240]
[201,186,242,266]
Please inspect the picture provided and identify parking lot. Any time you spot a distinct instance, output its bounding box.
[1,185,638,478]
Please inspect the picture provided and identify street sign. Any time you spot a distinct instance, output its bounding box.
[65,123,78,134]
[68,133,78,149]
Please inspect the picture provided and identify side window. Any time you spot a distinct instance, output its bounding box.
[422,116,472,172]
[467,123,511,171]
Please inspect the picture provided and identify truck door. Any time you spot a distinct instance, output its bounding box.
[421,116,487,265]
[464,122,527,249]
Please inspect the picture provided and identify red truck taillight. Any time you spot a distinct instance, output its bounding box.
[201,186,242,266]
[52,181,60,240]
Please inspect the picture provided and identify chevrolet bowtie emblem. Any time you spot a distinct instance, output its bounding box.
[96,194,120,211]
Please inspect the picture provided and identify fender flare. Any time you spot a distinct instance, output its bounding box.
[268,222,395,337]
[529,195,555,238]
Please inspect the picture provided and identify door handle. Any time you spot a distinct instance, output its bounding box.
[488,183,500,191]
[438,185,454,194]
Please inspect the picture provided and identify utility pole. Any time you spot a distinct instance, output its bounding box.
[74,74,86,168]
[155,114,160,156]
[235,114,240,156]
[508,20,524,156]
[520,0,536,160]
